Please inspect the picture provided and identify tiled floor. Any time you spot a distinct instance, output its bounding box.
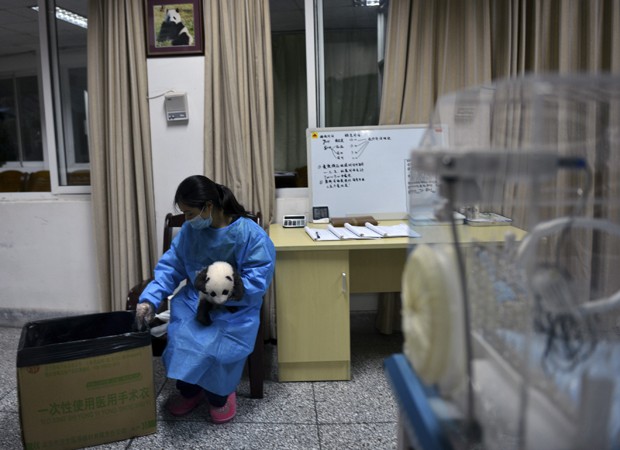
[0,315,403,449]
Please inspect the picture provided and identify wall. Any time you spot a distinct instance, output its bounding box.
[0,194,99,325]
[147,56,205,254]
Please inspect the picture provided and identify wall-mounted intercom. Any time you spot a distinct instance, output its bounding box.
[164,92,188,122]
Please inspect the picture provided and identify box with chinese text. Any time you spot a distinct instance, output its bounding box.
[17,311,156,450]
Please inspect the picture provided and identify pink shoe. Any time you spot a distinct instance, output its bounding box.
[166,390,205,416]
[209,392,236,424]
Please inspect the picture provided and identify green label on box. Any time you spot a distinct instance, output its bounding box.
[19,346,156,450]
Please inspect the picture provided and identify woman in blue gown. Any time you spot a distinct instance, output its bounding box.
[136,175,275,423]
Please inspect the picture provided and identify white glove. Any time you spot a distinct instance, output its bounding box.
[135,302,155,331]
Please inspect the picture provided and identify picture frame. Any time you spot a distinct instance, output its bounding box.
[145,0,203,57]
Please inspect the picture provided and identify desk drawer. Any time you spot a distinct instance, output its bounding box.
[349,248,407,293]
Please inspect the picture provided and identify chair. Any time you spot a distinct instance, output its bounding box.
[67,170,91,186]
[0,170,28,192]
[25,170,51,191]
[126,211,266,399]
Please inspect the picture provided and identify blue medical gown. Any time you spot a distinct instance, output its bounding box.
[139,217,275,396]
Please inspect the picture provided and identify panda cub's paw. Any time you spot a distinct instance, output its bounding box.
[196,297,213,326]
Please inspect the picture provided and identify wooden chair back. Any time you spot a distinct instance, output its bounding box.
[67,170,91,186]
[25,170,51,191]
[162,213,186,252]
[0,170,28,192]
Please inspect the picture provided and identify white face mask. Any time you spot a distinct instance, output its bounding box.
[188,206,213,230]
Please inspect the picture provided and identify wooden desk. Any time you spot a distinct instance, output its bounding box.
[270,220,525,382]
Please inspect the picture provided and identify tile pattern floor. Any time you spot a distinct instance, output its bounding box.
[0,317,403,449]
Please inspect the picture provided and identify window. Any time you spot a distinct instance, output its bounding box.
[270,0,385,186]
[271,0,308,184]
[322,1,381,128]
[0,0,89,193]
[0,75,43,164]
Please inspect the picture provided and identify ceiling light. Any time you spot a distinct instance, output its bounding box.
[31,5,88,29]
[353,0,381,6]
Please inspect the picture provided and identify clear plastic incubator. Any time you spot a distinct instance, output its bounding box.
[386,74,620,450]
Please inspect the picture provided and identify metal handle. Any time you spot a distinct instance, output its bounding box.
[341,272,347,293]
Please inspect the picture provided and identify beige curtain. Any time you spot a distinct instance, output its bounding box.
[500,0,620,75]
[378,0,620,331]
[87,0,157,311]
[379,0,492,125]
[381,0,620,125]
[202,0,276,337]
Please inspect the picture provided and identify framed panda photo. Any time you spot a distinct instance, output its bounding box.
[145,0,204,57]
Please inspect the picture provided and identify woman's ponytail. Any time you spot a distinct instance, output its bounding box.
[217,183,249,218]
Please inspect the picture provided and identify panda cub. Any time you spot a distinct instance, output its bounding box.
[194,261,245,326]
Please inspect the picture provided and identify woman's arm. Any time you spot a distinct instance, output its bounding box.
[237,225,276,302]
[139,229,188,311]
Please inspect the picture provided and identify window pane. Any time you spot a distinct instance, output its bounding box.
[68,67,88,164]
[322,2,380,128]
[0,0,43,171]
[53,0,89,186]
[271,0,308,182]
[272,32,308,176]
[0,76,43,167]
[0,78,19,165]
[17,76,43,162]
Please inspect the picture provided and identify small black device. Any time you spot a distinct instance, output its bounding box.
[312,206,330,223]
[282,215,307,228]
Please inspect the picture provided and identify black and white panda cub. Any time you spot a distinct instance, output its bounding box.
[194,261,245,326]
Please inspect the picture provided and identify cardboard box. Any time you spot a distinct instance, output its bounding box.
[17,311,157,450]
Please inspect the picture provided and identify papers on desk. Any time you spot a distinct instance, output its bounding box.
[330,224,380,239]
[304,223,420,241]
[410,211,466,226]
[304,226,340,241]
[304,225,340,241]
[365,222,421,238]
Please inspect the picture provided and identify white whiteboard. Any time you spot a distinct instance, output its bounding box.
[308,125,437,219]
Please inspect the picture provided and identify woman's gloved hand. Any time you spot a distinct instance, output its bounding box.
[135,301,155,331]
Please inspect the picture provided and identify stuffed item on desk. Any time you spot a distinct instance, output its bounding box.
[194,261,245,326]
